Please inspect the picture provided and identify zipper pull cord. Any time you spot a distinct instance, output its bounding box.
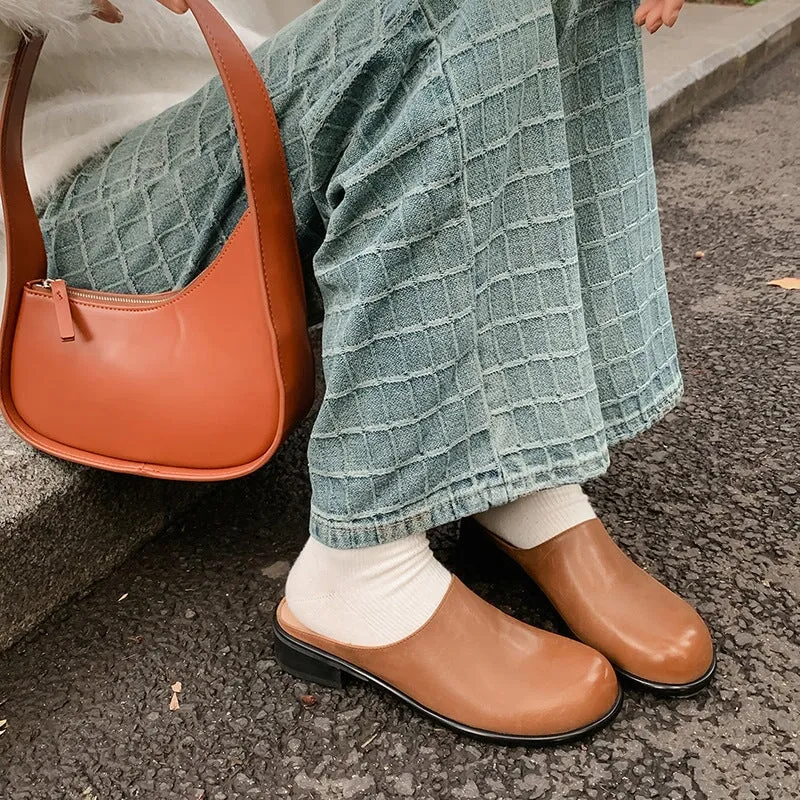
[49,279,75,342]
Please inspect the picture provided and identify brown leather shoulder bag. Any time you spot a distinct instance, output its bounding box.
[0,0,315,480]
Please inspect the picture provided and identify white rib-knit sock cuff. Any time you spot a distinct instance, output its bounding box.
[475,484,596,550]
[285,534,451,647]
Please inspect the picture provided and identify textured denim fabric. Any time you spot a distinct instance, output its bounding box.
[41,0,682,548]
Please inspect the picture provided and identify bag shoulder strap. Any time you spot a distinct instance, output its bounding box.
[0,0,300,305]
[0,34,47,293]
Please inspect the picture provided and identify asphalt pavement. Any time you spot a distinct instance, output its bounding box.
[0,47,798,800]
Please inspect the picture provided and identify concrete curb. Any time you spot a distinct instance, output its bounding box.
[0,428,208,650]
[647,0,800,142]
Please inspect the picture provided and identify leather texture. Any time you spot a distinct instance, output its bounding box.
[0,0,314,480]
[277,577,620,738]
[473,517,715,686]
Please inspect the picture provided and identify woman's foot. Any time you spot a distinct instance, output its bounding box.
[466,512,716,696]
[285,534,452,647]
[278,536,621,744]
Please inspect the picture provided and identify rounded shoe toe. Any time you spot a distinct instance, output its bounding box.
[557,644,621,733]
[630,607,715,687]
[514,636,621,738]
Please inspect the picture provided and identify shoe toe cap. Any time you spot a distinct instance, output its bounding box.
[517,639,621,737]
[624,609,715,687]
[654,615,715,685]
[566,647,621,729]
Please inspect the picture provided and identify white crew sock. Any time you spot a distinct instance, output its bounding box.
[475,484,597,550]
[284,534,452,647]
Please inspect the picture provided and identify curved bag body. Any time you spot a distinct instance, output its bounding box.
[0,0,315,480]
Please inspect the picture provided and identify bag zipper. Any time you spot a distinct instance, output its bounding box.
[32,279,175,306]
[29,279,179,342]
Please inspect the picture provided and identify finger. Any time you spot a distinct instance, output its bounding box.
[633,0,659,26]
[663,0,684,26]
[645,7,663,33]
[93,0,124,23]
[157,0,190,12]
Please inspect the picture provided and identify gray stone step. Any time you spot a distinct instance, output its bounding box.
[0,424,207,649]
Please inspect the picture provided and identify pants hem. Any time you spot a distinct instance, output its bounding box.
[308,374,683,549]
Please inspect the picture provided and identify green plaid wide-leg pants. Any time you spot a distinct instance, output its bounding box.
[41,0,683,548]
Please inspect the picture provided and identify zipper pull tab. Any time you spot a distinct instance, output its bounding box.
[50,279,75,342]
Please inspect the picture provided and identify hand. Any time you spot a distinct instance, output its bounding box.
[92,0,190,24]
[634,0,684,34]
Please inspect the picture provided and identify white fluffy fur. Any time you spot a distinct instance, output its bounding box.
[0,0,95,33]
[0,0,316,302]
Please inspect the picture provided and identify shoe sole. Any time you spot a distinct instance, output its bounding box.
[616,651,717,698]
[273,617,624,747]
[461,520,718,698]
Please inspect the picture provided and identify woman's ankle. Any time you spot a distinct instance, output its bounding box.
[284,534,451,647]
[475,484,597,550]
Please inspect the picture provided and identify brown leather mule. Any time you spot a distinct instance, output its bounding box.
[274,577,622,745]
[465,517,716,696]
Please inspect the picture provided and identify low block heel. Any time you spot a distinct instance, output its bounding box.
[274,629,345,689]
